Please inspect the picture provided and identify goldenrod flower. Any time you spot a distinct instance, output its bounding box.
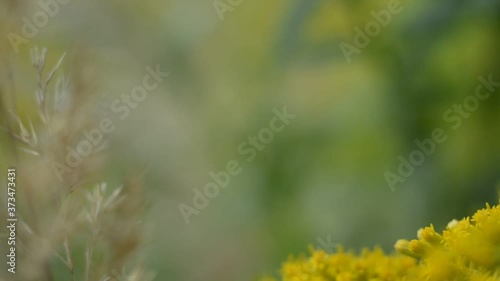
[262,198,500,281]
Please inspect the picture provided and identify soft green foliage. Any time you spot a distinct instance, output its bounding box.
[0,0,499,280]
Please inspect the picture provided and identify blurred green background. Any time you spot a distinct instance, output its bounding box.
[1,0,500,280]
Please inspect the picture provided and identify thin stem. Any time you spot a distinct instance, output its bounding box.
[64,238,75,281]
[85,235,97,281]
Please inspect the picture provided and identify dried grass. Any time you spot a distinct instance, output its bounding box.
[0,47,153,281]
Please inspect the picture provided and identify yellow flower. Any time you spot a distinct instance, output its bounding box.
[261,196,500,281]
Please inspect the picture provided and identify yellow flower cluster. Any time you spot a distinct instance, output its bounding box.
[263,201,500,281]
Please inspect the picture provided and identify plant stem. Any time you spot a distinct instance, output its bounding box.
[64,238,75,281]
